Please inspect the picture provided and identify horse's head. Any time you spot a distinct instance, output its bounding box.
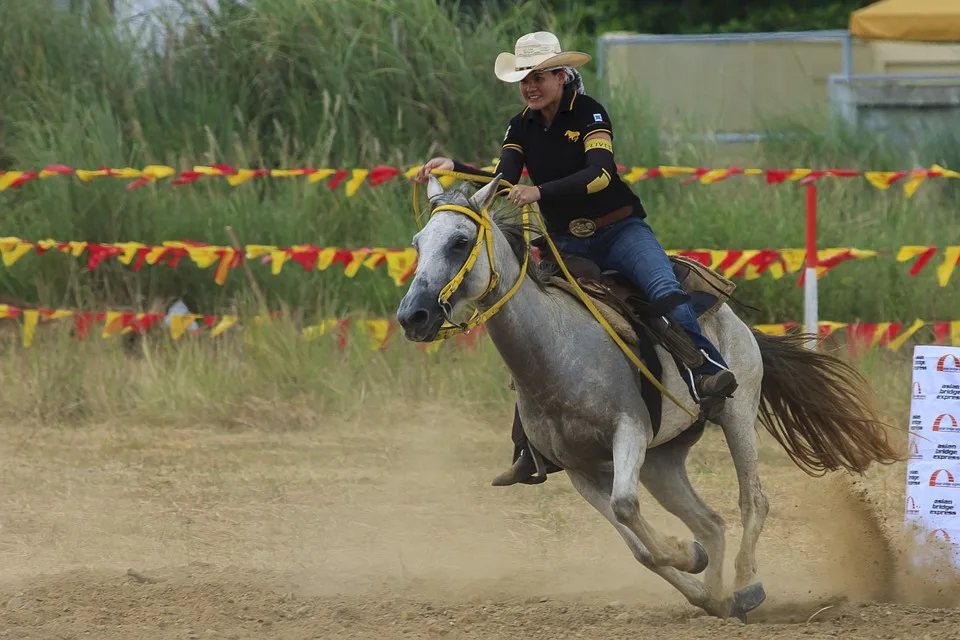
[396,174,503,342]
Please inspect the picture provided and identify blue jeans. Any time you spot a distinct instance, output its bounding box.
[554,217,728,378]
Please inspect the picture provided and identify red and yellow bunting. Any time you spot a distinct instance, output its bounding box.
[1,303,958,353]
[662,247,885,284]
[0,237,418,286]
[1,236,958,286]
[1,162,957,197]
[898,245,960,288]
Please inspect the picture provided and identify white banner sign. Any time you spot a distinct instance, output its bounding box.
[905,345,960,559]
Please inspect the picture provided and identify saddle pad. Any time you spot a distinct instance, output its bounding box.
[547,276,639,345]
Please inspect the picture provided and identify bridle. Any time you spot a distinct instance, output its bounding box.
[413,176,531,340]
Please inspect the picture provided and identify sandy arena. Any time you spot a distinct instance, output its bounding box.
[3,400,960,639]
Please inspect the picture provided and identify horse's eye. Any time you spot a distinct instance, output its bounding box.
[455,236,469,247]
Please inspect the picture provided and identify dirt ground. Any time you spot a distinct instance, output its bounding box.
[3,401,960,639]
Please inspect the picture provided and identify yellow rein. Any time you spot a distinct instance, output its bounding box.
[411,169,697,419]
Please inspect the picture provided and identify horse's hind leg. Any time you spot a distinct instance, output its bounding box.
[715,384,769,619]
[567,470,728,618]
[609,415,708,575]
[638,425,726,600]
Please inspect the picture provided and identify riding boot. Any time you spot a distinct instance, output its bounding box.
[663,303,739,421]
[693,367,739,421]
[491,404,562,486]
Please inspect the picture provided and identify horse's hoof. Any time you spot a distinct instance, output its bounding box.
[689,541,709,575]
[731,582,766,621]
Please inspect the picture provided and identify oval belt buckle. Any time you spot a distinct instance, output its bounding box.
[568,218,596,238]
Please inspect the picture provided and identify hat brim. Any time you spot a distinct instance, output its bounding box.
[494,51,591,83]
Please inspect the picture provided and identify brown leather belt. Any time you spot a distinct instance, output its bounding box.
[567,205,633,238]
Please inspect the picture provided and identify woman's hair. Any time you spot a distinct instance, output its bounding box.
[541,66,586,95]
[564,67,586,95]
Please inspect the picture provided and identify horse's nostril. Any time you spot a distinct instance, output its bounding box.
[408,309,429,329]
[399,308,430,330]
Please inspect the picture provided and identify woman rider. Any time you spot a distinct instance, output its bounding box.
[413,32,737,487]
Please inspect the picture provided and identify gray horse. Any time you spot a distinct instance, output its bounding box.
[396,175,904,621]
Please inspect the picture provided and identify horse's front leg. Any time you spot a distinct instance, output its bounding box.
[609,414,709,575]
[566,470,727,618]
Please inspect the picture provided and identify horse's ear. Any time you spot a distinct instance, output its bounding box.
[469,173,501,212]
[427,175,445,201]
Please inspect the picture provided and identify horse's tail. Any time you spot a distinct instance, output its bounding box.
[752,329,906,477]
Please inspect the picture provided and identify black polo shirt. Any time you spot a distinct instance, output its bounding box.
[501,86,646,234]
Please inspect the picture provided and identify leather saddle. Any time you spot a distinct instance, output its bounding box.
[536,245,736,354]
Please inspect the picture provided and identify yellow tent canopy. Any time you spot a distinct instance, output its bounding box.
[850,0,960,42]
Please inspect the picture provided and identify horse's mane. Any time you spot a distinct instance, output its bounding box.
[490,207,557,291]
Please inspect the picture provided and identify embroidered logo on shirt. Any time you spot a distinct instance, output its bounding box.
[564,130,581,142]
[593,113,603,122]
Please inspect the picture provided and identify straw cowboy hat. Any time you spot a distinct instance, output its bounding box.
[494,31,591,83]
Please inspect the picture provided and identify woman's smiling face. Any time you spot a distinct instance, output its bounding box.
[519,69,565,111]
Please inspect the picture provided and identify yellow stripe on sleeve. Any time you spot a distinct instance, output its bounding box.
[586,169,611,194]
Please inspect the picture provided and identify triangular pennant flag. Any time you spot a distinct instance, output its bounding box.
[269,168,306,178]
[210,315,238,338]
[384,249,418,286]
[620,167,647,183]
[245,244,278,259]
[307,168,337,184]
[658,166,698,178]
[897,246,938,276]
[101,311,128,338]
[269,249,289,275]
[721,250,760,279]
[752,323,791,335]
[43,309,74,321]
[183,245,223,269]
[226,169,259,186]
[0,172,27,191]
[345,169,369,196]
[316,248,338,271]
[817,321,847,339]
[112,241,146,264]
[863,171,901,190]
[365,319,392,350]
[213,248,237,285]
[0,238,34,266]
[169,315,200,340]
[937,247,960,287]
[21,309,39,347]
[343,250,371,277]
[888,319,925,351]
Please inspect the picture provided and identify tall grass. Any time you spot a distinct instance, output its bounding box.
[0,0,956,327]
[0,317,913,434]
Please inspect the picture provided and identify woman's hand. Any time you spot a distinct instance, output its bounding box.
[508,184,541,207]
[413,157,454,184]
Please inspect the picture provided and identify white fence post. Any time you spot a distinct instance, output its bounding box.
[804,184,819,350]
